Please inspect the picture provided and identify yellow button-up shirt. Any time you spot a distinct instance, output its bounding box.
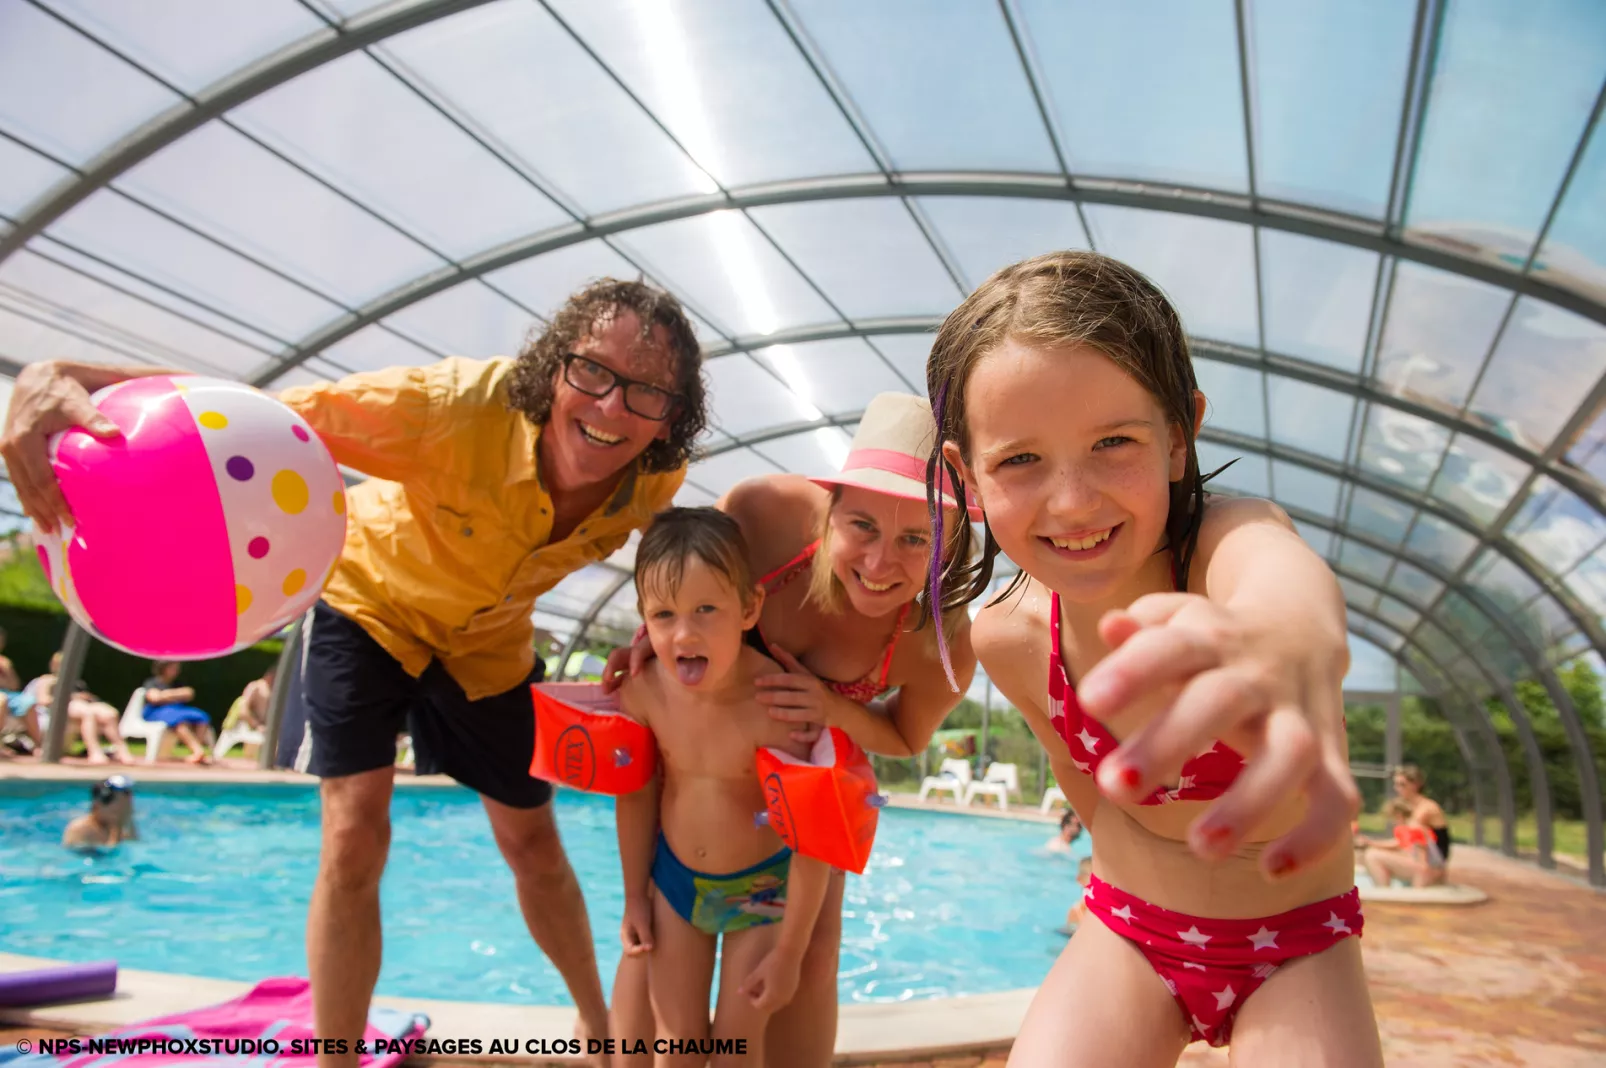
[279,356,682,700]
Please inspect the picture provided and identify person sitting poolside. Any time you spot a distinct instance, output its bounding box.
[1045,810,1084,854]
[31,652,134,764]
[0,626,36,746]
[62,775,138,851]
[1358,764,1451,889]
[142,660,214,764]
[223,667,275,741]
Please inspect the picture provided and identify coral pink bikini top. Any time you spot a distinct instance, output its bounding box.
[1048,590,1245,804]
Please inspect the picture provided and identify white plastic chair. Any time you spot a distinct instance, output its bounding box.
[119,689,174,764]
[213,723,264,760]
[1039,784,1068,815]
[963,762,1022,811]
[918,758,972,804]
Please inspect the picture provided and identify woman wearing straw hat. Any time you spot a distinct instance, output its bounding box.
[603,392,978,1067]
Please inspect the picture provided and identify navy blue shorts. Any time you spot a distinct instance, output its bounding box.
[298,601,552,809]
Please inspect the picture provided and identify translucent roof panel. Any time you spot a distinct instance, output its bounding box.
[377,1,713,215]
[614,212,835,337]
[1259,231,1379,373]
[1405,0,1606,261]
[232,52,570,258]
[544,0,874,187]
[0,1,180,166]
[6,0,1606,705]
[917,198,1091,292]
[751,340,908,418]
[746,200,964,319]
[0,137,74,219]
[785,0,1056,173]
[1248,0,1415,218]
[1373,261,1511,415]
[1017,0,1248,191]
[46,0,322,94]
[119,123,446,305]
[1082,207,1259,347]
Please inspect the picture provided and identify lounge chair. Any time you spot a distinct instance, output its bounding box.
[917,758,972,804]
[963,762,1021,811]
[213,722,265,760]
[1039,784,1068,814]
[118,689,176,764]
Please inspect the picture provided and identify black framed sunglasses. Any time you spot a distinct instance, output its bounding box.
[561,354,680,422]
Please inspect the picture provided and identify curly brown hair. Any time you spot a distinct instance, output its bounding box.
[505,278,706,474]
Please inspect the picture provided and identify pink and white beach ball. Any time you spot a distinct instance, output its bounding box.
[33,376,347,660]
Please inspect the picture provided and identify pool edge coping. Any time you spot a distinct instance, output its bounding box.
[0,952,1031,1064]
[2,767,1049,1061]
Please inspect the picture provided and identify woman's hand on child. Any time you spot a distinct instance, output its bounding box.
[739,947,803,1013]
[1077,591,1357,879]
[754,646,830,745]
[600,631,657,695]
[620,895,654,956]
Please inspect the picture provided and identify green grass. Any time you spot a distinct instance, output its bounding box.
[1357,810,1596,860]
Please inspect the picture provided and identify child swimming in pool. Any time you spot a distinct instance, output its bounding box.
[62,775,137,851]
[925,251,1380,1065]
[614,507,829,1065]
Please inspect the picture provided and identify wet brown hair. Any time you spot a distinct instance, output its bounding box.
[1396,764,1426,788]
[924,250,1219,619]
[505,278,706,474]
[635,507,758,610]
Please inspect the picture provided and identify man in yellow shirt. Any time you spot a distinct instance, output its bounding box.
[2,279,706,1066]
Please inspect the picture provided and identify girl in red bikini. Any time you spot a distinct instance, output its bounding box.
[925,251,1381,1065]
[603,392,980,1068]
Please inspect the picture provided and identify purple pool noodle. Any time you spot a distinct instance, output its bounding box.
[0,960,117,1006]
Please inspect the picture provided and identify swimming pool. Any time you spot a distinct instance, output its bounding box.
[0,781,1089,1005]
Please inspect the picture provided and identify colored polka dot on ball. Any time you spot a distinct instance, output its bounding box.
[226,456,255,481]
[333,491,346,516]
[272,470,308,514]
[292,425,310,442]
[248,536,270,559]
[282,569,306,596]
[198,411,228,430]
[236,585,252,615]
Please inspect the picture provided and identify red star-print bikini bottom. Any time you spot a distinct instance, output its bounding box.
[1081,875,1364,1047]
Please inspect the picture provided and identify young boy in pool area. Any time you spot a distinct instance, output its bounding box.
[615,507,829,1065]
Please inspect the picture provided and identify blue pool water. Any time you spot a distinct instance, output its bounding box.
[0,781,1089,1005]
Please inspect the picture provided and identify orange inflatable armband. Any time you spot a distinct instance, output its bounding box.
[755,727,884,874]
[529,682,657,795]
[1392,823,1431,849]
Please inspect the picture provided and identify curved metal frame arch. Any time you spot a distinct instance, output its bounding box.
[698,318,1606,518]
[1342,606,1511,853]
[1337,566,1538,861]
[0,0,500,263]
[1291,506,1600,881]
[238,175,1606,392]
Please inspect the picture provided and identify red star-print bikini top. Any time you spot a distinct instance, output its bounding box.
[1048,590,1245,804]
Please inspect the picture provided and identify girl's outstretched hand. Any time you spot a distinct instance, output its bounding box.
[1076,591,1357,880]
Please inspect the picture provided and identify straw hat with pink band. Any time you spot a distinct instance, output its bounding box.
[809,393,981,520]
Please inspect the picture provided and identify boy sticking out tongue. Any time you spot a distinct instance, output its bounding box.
[615,507,829,1064]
